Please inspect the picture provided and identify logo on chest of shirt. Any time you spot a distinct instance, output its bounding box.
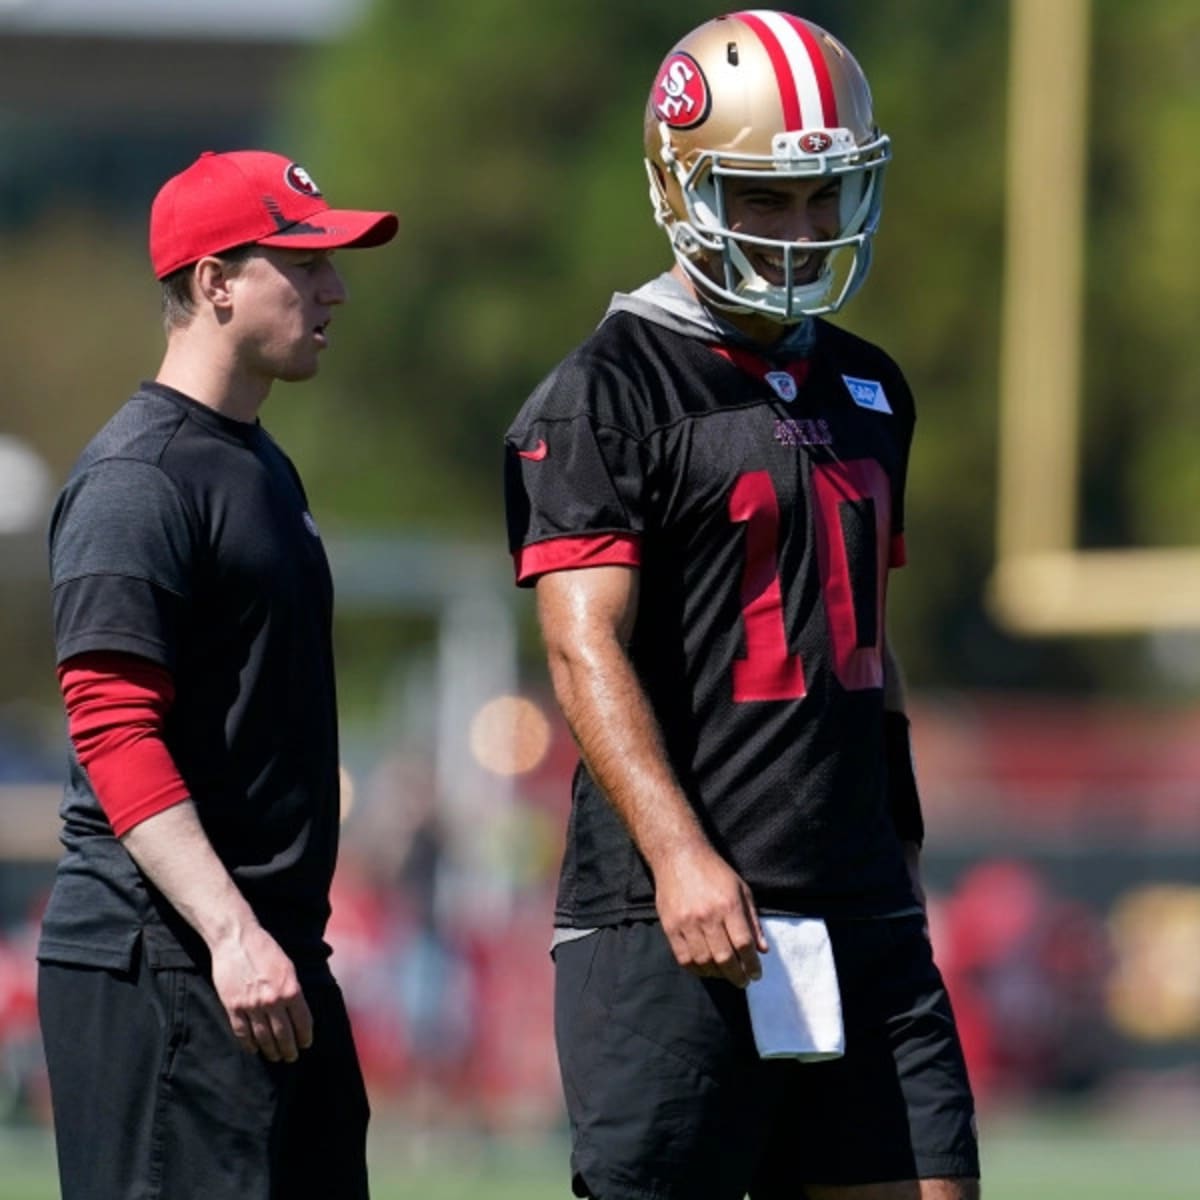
[774,417,833,447]
[764,371,798,402]
[302,511,321,538]
[841,375,892,414]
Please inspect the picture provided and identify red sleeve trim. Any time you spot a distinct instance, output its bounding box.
[514,533,642,585]
[890,533,907,568]
[58,651,191,838]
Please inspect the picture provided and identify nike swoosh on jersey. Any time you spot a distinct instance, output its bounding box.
[518,439,549,461]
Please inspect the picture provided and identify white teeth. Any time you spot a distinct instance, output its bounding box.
[759,252,810,274]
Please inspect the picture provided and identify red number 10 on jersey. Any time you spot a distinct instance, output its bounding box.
[729,460,891,702]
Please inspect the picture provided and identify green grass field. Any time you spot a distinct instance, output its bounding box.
[2,1107,1195,1198]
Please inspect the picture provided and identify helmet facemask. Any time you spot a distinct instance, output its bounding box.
[648,125,889,324]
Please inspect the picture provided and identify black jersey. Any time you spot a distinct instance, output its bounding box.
[505,305,919,924]
[40,382,341,970]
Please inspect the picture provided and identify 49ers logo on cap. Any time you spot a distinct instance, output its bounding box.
[799,131,834,154]
[284,163,322,197]
[652,52,710,129]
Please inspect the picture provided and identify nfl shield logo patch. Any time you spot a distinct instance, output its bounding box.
[765,371,797,402]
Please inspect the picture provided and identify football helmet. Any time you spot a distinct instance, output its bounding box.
[644,10,890,322]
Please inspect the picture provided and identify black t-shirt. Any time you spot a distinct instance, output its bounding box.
[39,382,341,970]
[505,310,919,925]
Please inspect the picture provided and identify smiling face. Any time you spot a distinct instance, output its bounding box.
[228,246,347,384]
[676,172,847,346]
[721,174,843,290]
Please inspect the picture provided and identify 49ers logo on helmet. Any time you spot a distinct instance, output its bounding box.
[799,131,834,154]
[284,163,322,197]
[652,52,710,129]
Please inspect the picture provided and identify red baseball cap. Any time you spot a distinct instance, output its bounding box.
[149,149,398,279]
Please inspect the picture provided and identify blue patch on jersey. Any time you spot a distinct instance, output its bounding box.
[841,375,892,414]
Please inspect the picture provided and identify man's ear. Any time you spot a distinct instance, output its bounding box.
[193,256,238,310]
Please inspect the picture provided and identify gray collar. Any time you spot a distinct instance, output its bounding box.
[603,273,816,356]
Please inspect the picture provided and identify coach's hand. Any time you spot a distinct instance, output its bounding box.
[118,801,315,1063]
[211,923,314,1063]
[654,842,768,988]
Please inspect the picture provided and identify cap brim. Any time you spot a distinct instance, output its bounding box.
[255,208,399,251]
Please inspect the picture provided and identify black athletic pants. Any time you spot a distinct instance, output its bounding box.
[38,947,370,1199]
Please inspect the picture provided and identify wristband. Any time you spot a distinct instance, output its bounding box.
[884,710,924,847]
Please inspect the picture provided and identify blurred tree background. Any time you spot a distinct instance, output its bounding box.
[2,0,1199,715]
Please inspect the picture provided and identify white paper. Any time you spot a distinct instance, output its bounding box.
[747,916,845,1060]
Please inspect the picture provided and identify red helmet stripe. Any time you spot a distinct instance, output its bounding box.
[733,10,803,130]
[779,13,840,127]
[733,11,840,130]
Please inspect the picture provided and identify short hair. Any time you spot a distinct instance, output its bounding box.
[160,244,257,330]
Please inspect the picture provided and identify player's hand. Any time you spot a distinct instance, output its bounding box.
[209,923,314,1063]
[653,842,768,988]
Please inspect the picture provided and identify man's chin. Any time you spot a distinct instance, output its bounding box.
[275,358,322,384]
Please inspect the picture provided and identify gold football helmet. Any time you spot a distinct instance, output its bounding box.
[644,10,890,322]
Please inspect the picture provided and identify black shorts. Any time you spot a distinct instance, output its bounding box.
[554,915,979,1200]
[38,947,370,1200]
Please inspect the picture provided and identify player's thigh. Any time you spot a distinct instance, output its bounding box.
[555,920,771,1200]
[754,917,979,1195]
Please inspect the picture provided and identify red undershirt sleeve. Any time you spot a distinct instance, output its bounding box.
[58,650,191,838]
[514,532,642,585]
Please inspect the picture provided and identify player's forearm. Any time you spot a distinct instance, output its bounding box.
[120,800,263,953]
[546,634,712,872]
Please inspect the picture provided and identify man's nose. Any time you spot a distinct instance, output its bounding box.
[785,205,822,244]
[321,262,348,305]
